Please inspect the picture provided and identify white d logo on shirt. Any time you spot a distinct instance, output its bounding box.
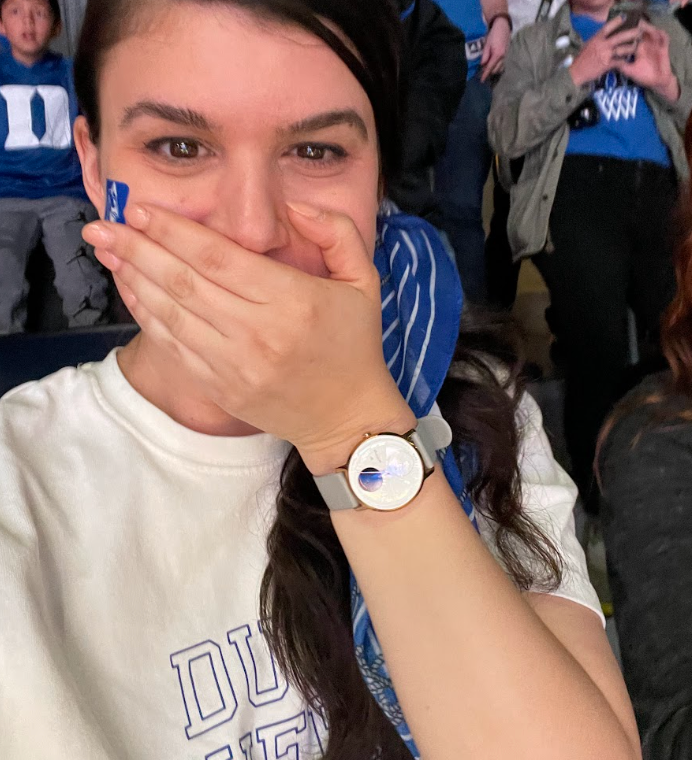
[0,84,72,150]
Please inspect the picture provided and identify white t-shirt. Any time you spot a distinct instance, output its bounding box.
[0,351,602,760]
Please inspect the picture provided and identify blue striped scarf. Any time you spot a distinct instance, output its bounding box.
[350,209,478,758]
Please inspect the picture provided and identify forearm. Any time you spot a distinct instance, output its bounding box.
[481,0,509,24]
[332,469,638,760]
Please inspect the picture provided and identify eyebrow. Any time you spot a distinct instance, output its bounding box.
[120,101,368,141]
[281,109,369,141]
[120,101,217,131]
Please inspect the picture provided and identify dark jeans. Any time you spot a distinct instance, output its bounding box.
[535,154,677,511]
[434,74,493,304]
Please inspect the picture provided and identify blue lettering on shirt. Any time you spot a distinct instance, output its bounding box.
[0,51,87,199]
[566,14,671,166]
[170,620,328,759]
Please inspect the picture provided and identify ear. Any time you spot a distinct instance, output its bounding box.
[51,20,62,41]
[74,115,105,217]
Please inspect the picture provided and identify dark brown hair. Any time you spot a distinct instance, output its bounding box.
[74,3,562,756]
[661,115,692,397]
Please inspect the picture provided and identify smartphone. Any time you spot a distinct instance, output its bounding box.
[607,1,645,34]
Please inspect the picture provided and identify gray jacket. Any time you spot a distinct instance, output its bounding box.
[488,4,692,260]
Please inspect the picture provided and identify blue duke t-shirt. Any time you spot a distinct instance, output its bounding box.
[0,51,87,199]
[566,15,671,166]
[435,0,487,79]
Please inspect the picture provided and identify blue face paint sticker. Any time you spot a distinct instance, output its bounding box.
[105,180,130,224]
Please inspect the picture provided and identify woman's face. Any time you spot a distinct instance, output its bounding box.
[76,2,381,277]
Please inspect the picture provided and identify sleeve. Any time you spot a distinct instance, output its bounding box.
[649,15,692,134]
[477,392,605,626]
[487,29,591,159]
[389,0,467,217]
[600,405,692,759]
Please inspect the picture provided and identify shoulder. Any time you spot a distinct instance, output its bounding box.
[601,372,692,467]
[601,372,692,506]
[0,364,98,457]
[653,11,692,52]
[512,12,562,49]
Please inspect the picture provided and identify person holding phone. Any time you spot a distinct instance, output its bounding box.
[489,0,692,513]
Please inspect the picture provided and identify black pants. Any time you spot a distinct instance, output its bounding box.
[535,155,677,511]
[486,162,521,311]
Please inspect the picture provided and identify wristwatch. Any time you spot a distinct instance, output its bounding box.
[314,415,453,512]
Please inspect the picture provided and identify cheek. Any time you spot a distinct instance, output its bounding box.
[97,153,216,223]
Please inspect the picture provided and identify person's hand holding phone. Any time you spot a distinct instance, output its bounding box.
[569,16,642,87]
[615,20,680,102]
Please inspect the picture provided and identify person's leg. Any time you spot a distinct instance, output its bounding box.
[38,197,110,328]
[535,156,632,510]
[485,162,520,310]
[628,164,678,358]
[434,74,493,304]
[0,198,42,334]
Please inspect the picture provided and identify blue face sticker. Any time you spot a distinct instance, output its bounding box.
[105,180,130,224]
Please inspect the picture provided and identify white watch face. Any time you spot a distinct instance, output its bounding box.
[347,434,425,511]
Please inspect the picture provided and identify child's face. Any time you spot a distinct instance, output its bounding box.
[0,0,57,65]
[75,3,381,278]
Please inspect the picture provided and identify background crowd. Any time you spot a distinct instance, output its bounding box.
[3,0,692,756]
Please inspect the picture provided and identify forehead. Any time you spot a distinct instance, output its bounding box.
[100,3,374,136]
[2,0,52,11]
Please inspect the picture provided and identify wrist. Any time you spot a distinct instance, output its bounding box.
[569,60,592,89]
[487,12,513,34]
[298,395,417,477]
[656,73,680,103]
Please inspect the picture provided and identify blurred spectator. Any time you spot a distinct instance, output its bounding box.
[0,0,108,334]
[488,0,692,510]
[433,0,512,303]
[485,0,566,310]
[387,0,467,225]
[599,116,692,755]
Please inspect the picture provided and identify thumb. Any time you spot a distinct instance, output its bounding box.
[286,202,377,290]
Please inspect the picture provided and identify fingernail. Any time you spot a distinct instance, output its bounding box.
[127,203,150,228]
[286,201,324,220]
[84,222,114,246]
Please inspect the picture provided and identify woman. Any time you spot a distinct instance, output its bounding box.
[488,0,692,512]
[0,0,639,758]
[600,114,692,759]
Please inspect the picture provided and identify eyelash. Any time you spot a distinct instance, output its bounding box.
[290,143,349,166]
[144,137,211,162]
[143,138,348,167]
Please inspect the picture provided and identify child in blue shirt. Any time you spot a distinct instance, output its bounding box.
[0,0,108,333]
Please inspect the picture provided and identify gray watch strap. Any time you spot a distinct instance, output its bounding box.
[314,469,361,511]
[412,414,453,470]
[314,414,453,511]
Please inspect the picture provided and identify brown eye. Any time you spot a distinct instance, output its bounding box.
[169,140,199,159]
[296,144,327,161]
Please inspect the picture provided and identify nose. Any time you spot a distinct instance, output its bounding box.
[204,158,289,255]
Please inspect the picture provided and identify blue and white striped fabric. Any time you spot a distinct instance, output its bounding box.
[351,208,478,758]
